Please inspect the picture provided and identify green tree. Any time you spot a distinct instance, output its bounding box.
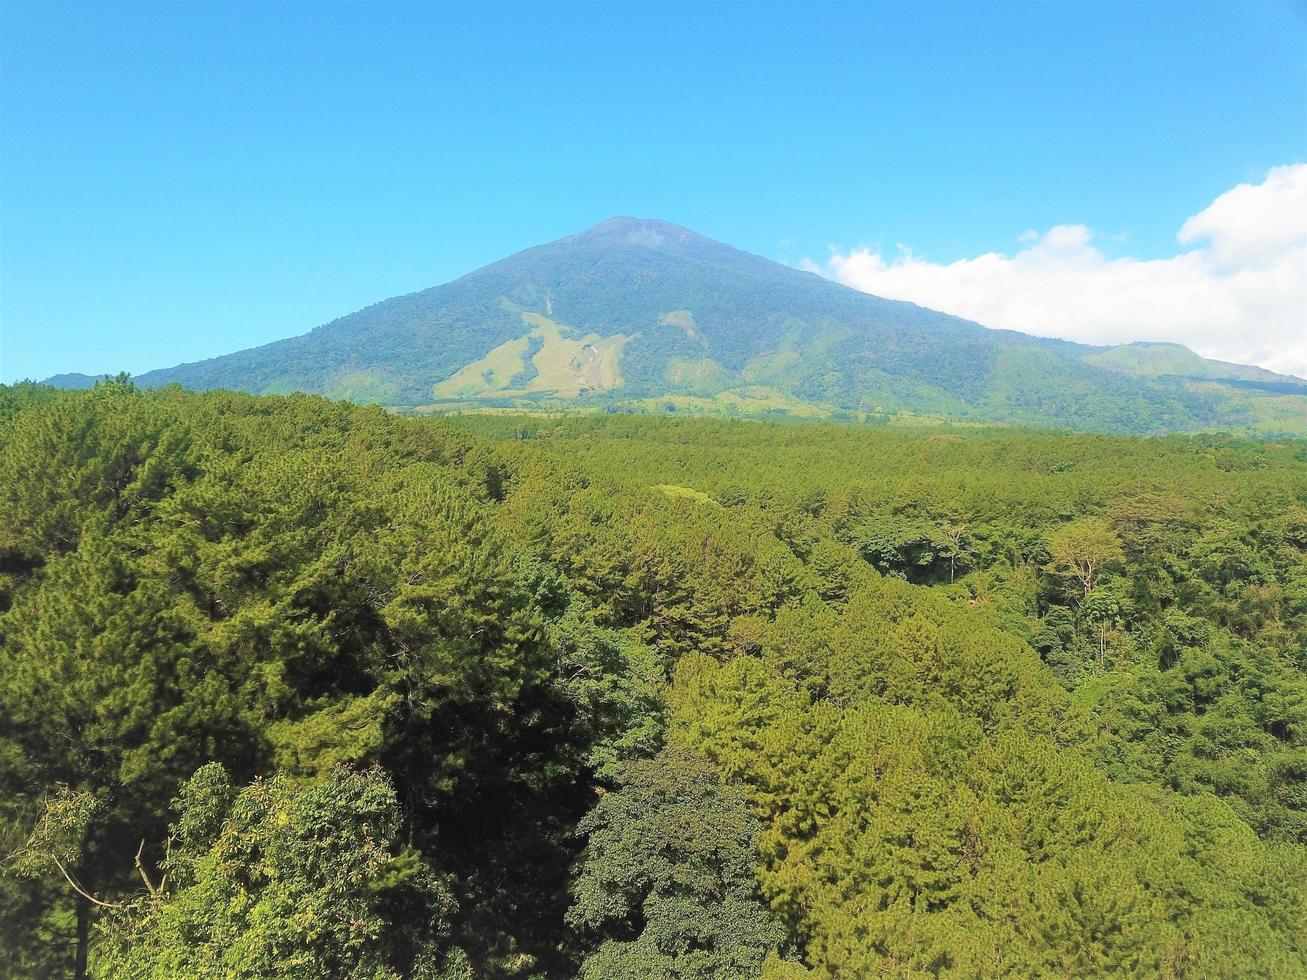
[93,763,470,979]
[1045,517,1126,599]
[567,750,791,979]
[1081,585,1125,669]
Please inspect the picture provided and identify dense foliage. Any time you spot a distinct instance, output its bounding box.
[567,750,789,979]
[2,382,1305,977]
[94,764,469,979]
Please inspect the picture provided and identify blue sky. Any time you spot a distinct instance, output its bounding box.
[2,0,1305,382]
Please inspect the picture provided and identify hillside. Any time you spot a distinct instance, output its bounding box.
[49,218,1307,434]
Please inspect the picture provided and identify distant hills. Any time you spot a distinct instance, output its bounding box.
[47,217,1307,434]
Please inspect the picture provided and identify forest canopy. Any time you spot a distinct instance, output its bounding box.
[1,381,1305,977]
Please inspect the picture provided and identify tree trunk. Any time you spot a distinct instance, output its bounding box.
[75,892,90,980]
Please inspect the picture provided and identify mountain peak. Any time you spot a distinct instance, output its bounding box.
[566,216,705,249]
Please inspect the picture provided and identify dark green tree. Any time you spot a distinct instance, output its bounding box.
[568,750,791,979]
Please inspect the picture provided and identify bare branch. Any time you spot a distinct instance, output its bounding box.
[134,839,164,898]
[50,855,123,910]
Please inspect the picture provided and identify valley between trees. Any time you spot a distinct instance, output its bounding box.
[2,380,1305,977]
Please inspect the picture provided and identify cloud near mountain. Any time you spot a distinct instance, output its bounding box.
[809,164,1307,378]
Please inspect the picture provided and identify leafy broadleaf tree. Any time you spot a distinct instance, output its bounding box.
[1045,517,1126,599]
[567,749,792,979]
[94,764,470,980]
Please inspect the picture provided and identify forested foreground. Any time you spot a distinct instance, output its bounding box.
[1,382,1305,978]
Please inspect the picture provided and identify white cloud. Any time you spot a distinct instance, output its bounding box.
[810,164,1307,379]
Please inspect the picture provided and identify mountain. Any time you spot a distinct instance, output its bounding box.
[48,218,1307,434]
[41,372,102,390]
